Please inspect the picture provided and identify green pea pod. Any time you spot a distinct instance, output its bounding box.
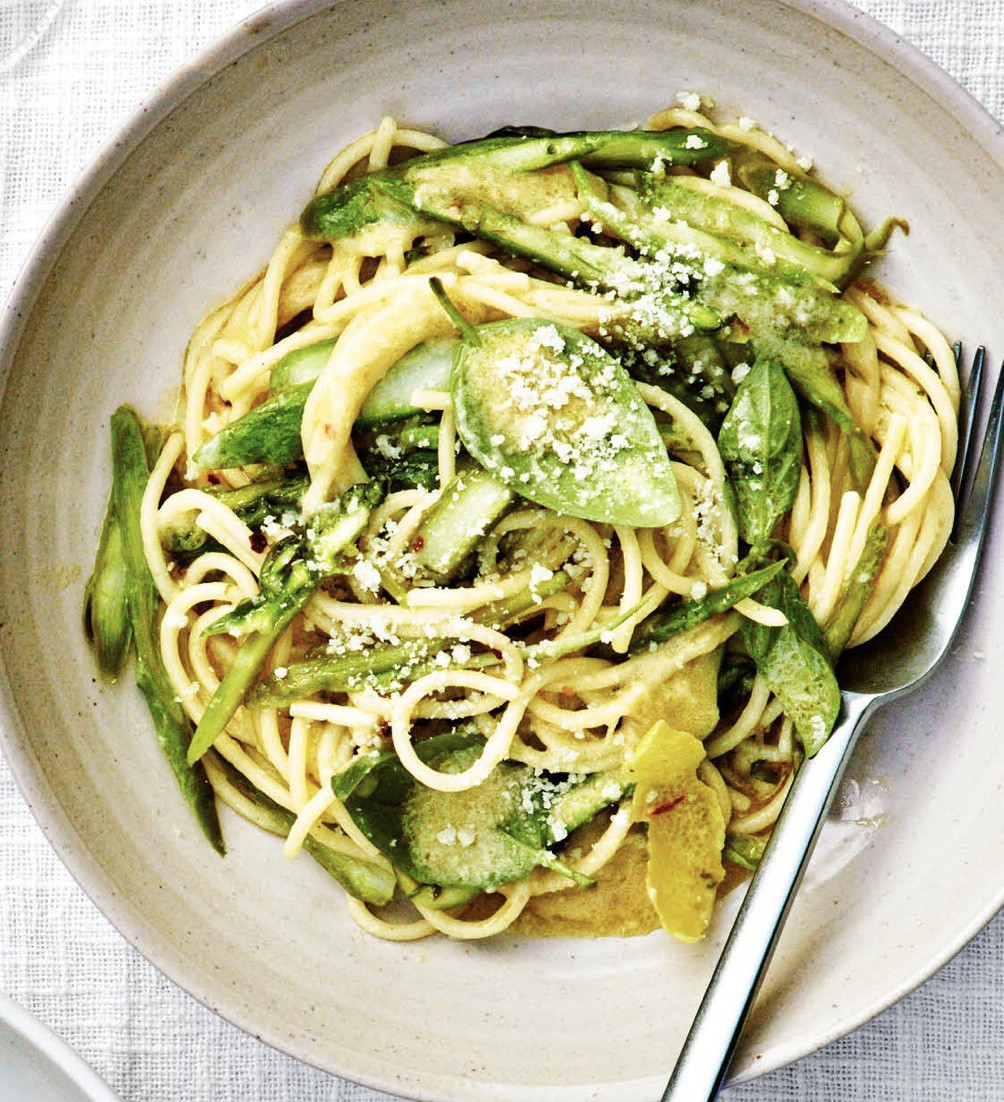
[438,287,682,528]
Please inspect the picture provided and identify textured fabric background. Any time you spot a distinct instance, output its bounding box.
[2,2,1003,1100]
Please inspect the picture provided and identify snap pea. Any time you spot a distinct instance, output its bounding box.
[741,569,840,757]
[432,282,682,528]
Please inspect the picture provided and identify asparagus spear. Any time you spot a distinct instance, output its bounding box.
[628,559,787,652]
[570,163,877,484]
[82,493,132,678]
[823,523,889,659]
[84,419,165,676]
[301,127,737,243]
[632,174,863,286]
[163,470,310,555]
[250,569,573,705]
[186,480,386,764]
[104,405,225,854]
[194,383,313,469]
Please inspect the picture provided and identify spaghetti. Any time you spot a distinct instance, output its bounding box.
[86,98,958,943]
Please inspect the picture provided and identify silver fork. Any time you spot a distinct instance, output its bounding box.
[663,347,1004,1102]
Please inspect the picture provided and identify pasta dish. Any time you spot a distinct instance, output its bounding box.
[83,97,959,943]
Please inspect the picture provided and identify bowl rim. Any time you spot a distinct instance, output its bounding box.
[2,0,1004,1096]
[0,990,121,1102]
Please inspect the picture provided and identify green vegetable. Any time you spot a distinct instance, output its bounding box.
[163,471,310,555]
[105,406,224,853]
[210,753,395,904]
[738,159,849,244]
[436,287,682,528]
[84,420,166,675]
[193,383,312,470]
[753,334,876,488]
[301,127,737,244]
[717,652,757,714]
[194,335,457,470]
[187,480,385,764]
[569,163,877,482]
[250,569,573,706]
[269,339,337,392]
[334,730,625,892]
[629,559,787,652]
[741,570,840,757]
[624,332,735,432]
[411,464,517,582]
[717,357,802,548]
[823,523,889,659]
[375,171,721,338]
[405,880,480,910]
[724,831,768,871]
[82,493,133,678]
[356,337,457,427]
[635,175,862,286]
[362,446,440,492]
[571,164,866,344]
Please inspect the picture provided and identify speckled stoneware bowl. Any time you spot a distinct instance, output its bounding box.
[2,1,1003,1099]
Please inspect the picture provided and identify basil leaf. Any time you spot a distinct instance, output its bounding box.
[741,571,840,757]
[718,357,802,548]
[752,332,876,488]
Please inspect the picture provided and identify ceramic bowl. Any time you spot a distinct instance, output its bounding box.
[2,1,1003,1099]
[0,994,119,1102]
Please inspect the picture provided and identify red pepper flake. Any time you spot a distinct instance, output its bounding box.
[206,472,221,486]
[411,535,426,552]
[249,530,268,554]
[651,794,685,817]
[560,686,575,699]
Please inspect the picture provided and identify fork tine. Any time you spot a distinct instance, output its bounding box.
[951,345,987,523]
[954,352,1004,551]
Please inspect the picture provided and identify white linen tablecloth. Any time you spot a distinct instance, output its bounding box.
[2,2,1003,1099]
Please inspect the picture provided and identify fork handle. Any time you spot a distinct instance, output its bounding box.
[662,691,876,1102]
